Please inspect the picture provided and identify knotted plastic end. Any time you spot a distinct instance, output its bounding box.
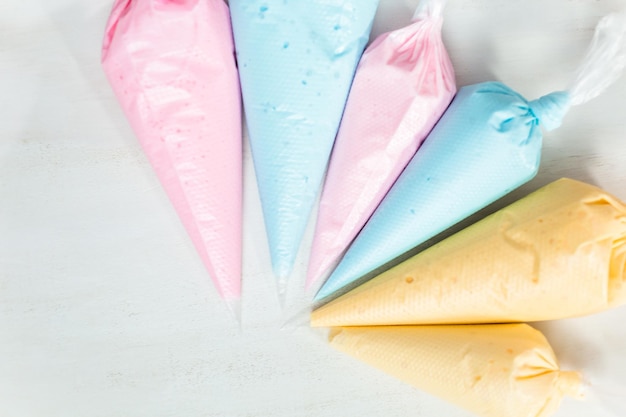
[412,0,446,21]
[558,370,586,399]
[528,91,571,131]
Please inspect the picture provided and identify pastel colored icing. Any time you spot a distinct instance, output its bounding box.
[315,82,571,301]
[311,178,626,327]
[329,324,583,417]
[306,0,456,291]
[230,0,379,280]
[102,0,243,311]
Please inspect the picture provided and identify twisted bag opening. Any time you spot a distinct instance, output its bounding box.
[528,91,571,131]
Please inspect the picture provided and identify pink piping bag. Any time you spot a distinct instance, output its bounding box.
[306,0,456,294]
[101,0,243,321]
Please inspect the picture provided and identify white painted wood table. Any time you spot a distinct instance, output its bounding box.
[2,1,626,416]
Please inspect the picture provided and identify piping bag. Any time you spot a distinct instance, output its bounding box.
[315,12,626,302]
[326,324,584,417]
[306,0,456,294]
[229,0,379,303]
[311,178,626,327]
[102,0,243,320]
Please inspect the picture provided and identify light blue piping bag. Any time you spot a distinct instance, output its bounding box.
[230,0,379,300]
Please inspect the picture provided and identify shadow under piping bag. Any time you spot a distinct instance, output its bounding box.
[101,0,243,321]
[315,12,626,302]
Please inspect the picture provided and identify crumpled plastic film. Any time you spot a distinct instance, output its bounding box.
[306,0,455,293]
[328,324,584,417]
[311,178,626,327]
[102,0,243,318]
[315,12,626,302]
[229,0,379,295]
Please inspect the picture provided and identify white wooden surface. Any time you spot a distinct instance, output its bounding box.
[2,1,626,416]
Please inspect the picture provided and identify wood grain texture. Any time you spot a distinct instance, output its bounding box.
[1,1,625,416]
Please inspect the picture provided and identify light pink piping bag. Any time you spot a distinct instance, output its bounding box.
[101,0,243,321]
[306,0,456,292]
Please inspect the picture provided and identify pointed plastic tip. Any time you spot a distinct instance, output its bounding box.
[280,305,312,331]
[304,275,315,293]
[313,283,334,303]
[276,275,289,310]
[272,256,294,281]
[304,284,320,305]
[304,276,330,311]
[272,257,293,310]
[224,297,242,330]
[309,326,335,344]
[304,265,324,294]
